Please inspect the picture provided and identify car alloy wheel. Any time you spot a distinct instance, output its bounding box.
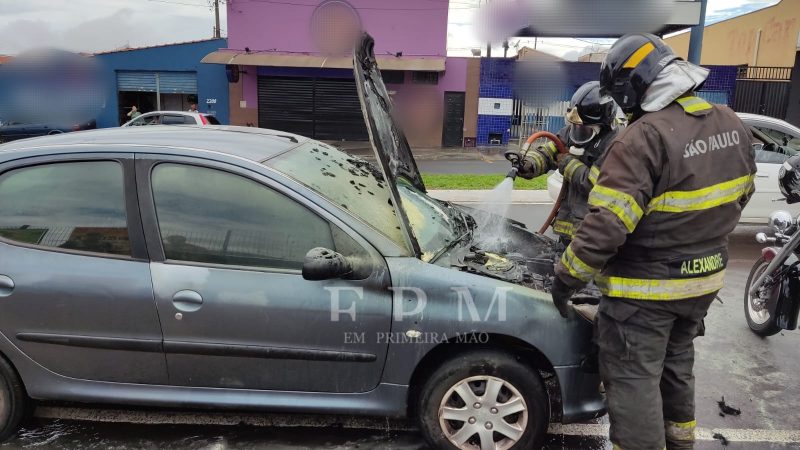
[417,349,548,450]
[439,375,528,450]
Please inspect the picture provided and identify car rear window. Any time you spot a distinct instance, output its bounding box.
[0,161,131,256]
[204,115,221,125]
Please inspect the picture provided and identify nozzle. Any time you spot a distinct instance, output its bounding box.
[506,166,518,180]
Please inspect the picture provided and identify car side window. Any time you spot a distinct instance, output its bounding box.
[754,126,800,153]
[0,161,131,256]
[161,115,185,125]
[182,116,196,125]
[151,163,336,270]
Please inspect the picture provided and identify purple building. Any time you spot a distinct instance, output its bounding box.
[202,0,480,147]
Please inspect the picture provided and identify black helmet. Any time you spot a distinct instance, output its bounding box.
[565,81,616,145]
[599,33,680,113]
[779,154,800,204]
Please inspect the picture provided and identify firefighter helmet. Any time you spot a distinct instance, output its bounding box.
[565,81,616,145]
[599,33,680,113]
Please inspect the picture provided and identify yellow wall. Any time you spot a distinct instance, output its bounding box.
[665,0,800,67]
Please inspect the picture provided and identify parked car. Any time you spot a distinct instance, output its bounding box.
[546,112,800,223]
[122,111,221,127]
[0,37,603,450]
[0,119,96,143]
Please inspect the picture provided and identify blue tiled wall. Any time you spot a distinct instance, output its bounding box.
[477,58,515,145]
[697,65,738,106]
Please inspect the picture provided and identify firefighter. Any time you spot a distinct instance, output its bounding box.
[551,34,757,450]
[507,81,620,243]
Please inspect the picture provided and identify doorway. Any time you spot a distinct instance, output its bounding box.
[442,92,465,147]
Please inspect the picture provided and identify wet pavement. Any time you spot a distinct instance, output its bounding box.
[2,206,800,449]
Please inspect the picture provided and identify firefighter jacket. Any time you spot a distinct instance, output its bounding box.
[553,128,619,238]
[556,96,757,300]
[518,126,618,238]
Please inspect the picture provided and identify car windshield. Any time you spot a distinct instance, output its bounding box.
[396,180,462,261]
[269,142,461,260]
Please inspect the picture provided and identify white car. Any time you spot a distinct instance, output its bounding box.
[122,111,221,127]
[546,113,800,223]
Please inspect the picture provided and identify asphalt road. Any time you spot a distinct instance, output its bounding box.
[2,204,799,450]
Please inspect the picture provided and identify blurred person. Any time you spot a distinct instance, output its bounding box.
[507,81,621,245]
[552,33,756,450]
[126,105,141,120]
[188,102,199,113]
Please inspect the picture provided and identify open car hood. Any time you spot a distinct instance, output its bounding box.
[353,33,425,257]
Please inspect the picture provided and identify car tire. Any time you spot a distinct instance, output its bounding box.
[744,257,782,337]
[0,356,26,442]
[417,349,549,450]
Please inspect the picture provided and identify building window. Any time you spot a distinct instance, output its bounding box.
[381,70,405,84]
[412,71,439,85]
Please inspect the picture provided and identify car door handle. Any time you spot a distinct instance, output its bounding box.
[0,274,14,296]
[756,173,770,178]
[172,290,203,313]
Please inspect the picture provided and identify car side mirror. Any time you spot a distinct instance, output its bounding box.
[752,142,764,153]
[302,247,353,281]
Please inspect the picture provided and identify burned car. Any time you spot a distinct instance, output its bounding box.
[0,35,603,449]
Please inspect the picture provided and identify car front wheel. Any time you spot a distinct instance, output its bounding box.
[0,356,26,442]
[417,349,549,450]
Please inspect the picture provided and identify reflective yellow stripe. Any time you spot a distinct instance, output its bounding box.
[666,420,697,441]
[676,96,712,113]
[563,158,584,181]
[588,185,643,233]
[561,245,599,282]
[543,141,558,158]
[596,270,725,300]
[647,174,756,213]
[588,165,600,185]
[553,219,576,238]
[623,42,655,68]
[527,150,546,172]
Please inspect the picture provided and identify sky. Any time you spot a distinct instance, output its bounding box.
[0,0,782,59]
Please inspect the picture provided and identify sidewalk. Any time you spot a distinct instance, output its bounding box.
[326,141,516,161]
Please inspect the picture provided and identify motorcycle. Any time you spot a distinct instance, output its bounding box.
[744,210,800,336]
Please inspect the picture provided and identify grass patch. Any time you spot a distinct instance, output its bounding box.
[421,173,548,190]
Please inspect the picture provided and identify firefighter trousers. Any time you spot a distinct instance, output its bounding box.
[597,293,716,450]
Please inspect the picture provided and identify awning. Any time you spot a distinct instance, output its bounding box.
[201,51,446,72]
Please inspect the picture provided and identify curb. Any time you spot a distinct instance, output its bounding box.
[427,189,554,204]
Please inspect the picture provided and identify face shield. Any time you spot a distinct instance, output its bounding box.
[565,107,600,146]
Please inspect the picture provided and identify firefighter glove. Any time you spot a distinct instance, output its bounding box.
[551,276,575,319]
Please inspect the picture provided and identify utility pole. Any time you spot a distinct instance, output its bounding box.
[687,0,708,64]
[213,0,221,38]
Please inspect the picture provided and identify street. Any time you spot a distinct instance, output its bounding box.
[2,204,798,450]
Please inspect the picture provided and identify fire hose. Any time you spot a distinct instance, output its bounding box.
[507,131,569,234]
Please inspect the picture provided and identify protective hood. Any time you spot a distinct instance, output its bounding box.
[353,33,425,257]
[640,60,709,112]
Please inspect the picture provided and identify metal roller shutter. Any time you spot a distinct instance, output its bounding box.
[258,76,368,141]
[116,71,197,94]
[258,76,314,138]
[117,72,157,92]
[157,72,198,94]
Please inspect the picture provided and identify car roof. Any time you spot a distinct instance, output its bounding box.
[0,125,309,162]
[139,111,202,116]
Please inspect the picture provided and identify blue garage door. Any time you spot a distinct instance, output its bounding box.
[117,71,196,94]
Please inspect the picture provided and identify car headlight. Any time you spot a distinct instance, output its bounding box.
[768,210,794,233]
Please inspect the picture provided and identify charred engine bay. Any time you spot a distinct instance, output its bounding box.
[450,220,562,292]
